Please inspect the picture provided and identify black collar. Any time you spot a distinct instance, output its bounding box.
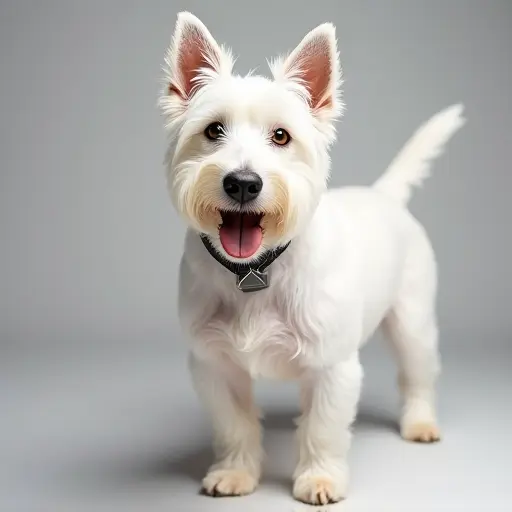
[199,235,291,293]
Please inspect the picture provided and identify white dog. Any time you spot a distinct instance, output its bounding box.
[159,12,465,505]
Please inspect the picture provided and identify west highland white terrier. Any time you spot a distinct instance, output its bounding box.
[158,12,465,505]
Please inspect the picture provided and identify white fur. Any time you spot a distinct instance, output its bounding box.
[159,12,465,505]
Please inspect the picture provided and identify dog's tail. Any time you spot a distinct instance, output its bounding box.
[373,104,466,205]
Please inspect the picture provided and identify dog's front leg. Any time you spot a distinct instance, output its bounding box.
[293,353,363,505]
[188,352,262,497]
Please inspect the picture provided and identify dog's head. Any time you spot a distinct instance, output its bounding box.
[159,12,343,262]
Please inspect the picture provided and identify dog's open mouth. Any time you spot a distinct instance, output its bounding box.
[218,211,263,259]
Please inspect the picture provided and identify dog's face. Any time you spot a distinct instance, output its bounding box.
[160,12,343,262]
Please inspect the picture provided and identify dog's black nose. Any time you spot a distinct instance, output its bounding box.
[223,171,263,204]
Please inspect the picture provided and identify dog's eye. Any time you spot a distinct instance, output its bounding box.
[204,122,225,141]
[272,128,291,146]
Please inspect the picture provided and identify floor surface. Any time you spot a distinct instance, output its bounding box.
[2,339,511,512]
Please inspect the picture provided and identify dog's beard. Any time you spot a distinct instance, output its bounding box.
[175,166,296,259]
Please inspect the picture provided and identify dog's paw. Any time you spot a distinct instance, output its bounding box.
[201,468,258,497]
[293,473,347,506]
[401,421,441,443]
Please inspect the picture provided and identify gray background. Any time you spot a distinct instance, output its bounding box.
[1,1,510,511]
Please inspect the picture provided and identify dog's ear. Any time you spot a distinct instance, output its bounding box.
[271,23,343,124]
[160,12,233,126]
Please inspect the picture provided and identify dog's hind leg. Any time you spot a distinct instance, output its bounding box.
[382,234,441,443]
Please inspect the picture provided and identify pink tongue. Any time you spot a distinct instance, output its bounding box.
[219,215,263,258]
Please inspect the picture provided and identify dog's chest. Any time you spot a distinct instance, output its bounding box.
[196,295,307,380]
